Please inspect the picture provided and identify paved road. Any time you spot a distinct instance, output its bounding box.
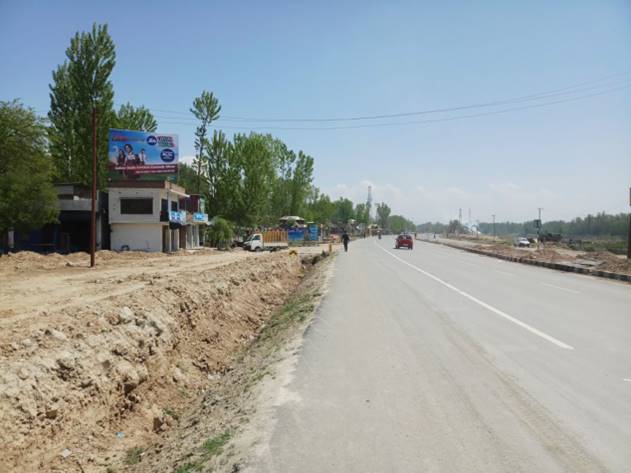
[248,237,631,473]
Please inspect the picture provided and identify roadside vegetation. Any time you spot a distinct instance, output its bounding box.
[1,22,415,249]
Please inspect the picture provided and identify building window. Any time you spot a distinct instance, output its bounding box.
[120,198,153,214]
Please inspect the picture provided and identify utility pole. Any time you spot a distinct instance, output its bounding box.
[537,207,543,249]
[627,188,631,259]
[492,214,496,241]
[90,106,97,268]
[458,208,462,224]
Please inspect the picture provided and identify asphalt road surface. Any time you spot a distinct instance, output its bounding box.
[248,237,631,473]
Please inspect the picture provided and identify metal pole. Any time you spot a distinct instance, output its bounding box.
[627,188,631,260]
[90,106,97,268]
[537,207,543,249]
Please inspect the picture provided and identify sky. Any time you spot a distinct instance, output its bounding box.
[1,0,630,224]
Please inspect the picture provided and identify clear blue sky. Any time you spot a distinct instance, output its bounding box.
[2,0,630,223]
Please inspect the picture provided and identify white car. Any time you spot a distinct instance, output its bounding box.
[515,237,530,247]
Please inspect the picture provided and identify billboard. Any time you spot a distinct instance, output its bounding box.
[108,129,178,180]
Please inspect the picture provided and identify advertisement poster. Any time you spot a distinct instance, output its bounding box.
[108,129,178,180]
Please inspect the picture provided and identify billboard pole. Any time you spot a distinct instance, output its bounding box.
[90,106,97,268]
[627,188,631,260]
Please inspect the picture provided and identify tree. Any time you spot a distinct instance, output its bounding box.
[48,23,116,186]
[355,203,369,226]
[205,130,241,221]
[232,133,275,226]
[176,163,200,194]
[375,202,391,229]
[208,217,234,250]
[305,189,336,225]
[388,215,416,233]
[282,150,313,217]
[191,91,221,193]
[114,103,157,131]
[0,100,59,239]
[334,198,355,226]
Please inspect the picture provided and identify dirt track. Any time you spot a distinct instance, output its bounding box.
[0,248,311,472]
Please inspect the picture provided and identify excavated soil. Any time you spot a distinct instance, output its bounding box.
[471,244,630,275]
[0,248,310,473]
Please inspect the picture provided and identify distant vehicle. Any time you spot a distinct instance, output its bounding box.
[540,232,562,243]
[396,234,414,250]
[244,230,288,252]
[515,237,530,247]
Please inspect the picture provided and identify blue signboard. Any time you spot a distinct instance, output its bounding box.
[108,129,179,180]
[169,210,186,224]
[193,212,208,223]
[309,224,318,241]
[287,229,304,242]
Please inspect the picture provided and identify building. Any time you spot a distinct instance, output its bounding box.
[9,184,109,253]
[108,180,208,252]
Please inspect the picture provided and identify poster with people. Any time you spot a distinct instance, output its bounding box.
[108,129,179,180]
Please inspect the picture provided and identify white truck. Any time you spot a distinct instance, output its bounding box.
[243,230,289,252]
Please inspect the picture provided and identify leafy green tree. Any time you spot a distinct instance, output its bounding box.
[0,100,59,239]
[176,163,201,193]
[114,103,157,131]
[305,189,336,224]
[205,130,242,221]
[388,215,416,233]
[48,23,116,186]
[191,91,221,193]
[417,221,448,234]
[232,133,275,226]
[208,217,234,249]
[355,203,369,226]
[288,151,314,216]
[376,202,391,229]
[334,198,355,225]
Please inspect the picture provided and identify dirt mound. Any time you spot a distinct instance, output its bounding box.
[579,251,631,275]
[0,251,305,473]
[470,243,630,276]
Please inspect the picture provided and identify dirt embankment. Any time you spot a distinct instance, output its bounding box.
[470,243,631,276]
[0,249,309,473]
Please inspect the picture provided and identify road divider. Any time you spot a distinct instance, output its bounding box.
[375,242,575,350]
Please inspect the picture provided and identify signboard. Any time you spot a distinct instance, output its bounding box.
[309,224,318,241]
[193,212,208,224]
[287,229,304,242]
[108,129,178,180]
[169,210,186,225]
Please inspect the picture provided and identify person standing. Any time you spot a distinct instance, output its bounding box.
[342,231,350,252]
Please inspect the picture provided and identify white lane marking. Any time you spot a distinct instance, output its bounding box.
[623,378,631,382]
[375,242,574,350]
[541,282,580,294]
[494,270,515,276]
[541,283,580,295]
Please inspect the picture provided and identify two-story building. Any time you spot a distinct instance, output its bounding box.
[108,181,209,252]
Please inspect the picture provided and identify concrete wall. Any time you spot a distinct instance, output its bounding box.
[110,223,163,252]
[109,188,163,224]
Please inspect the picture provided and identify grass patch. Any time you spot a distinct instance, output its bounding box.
[202,431,231,458]
[174,462,202,473]
[260,294,312,341]
[164,407,179,420]
[124,447,143,465]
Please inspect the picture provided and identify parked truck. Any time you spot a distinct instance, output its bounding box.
[243,230,288,252]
